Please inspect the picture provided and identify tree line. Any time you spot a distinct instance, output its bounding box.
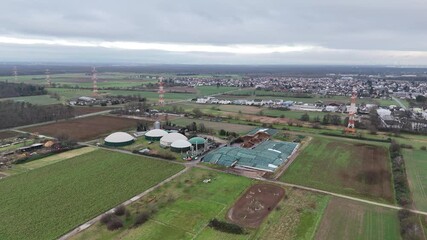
[0,101,74,129]
[0,82,47,98]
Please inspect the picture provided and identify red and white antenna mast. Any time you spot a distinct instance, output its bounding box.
[13,66,18,81]
[158,77,165,105]
[345,86,357,133]
[45,69,51,86]
[92,67,98,96]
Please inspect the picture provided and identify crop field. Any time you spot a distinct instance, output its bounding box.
[171,117,255,134]
[22,115,144,141]
[196,86,238,96]
[281,137,394,203]
[314,198,401,240]
[253,188,330,240]
[0,73,156,88]
[0,149,184,240]
[48,88,197,102]
[2,147,96,176]
[0,95,63,105]
[72,168,332,240]
[403,149,427,211]
[72,106,113,116]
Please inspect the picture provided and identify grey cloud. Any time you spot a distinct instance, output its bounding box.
[0,0,427,64]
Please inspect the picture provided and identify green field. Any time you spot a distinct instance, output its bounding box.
[72,168,333,240]
[0,95,63,105]
[254,189,330,240]
[171,117,255,134]
[72,168,253,240]
[281,137,395,203]
[47,88,197,102]
[0,149,184,240]
[2,147,97,176]
[196,86,238,96]
[314,197,401,240]
[403,149,427,211]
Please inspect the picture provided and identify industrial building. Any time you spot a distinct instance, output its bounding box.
[202,140,298,172]
[104,132,135,147]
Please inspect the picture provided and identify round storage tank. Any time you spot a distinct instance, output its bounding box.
[145,129,168,141]
[154,121,161,129]
[170,140,192,152]
[189,137,206,147]
[104,132,135,147]
[160,133,188,147]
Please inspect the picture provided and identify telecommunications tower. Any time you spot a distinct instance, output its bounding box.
[345,86,357,133]
[45,69,51,86]
[92,67,98,96]
[13,66,18,81]
[158,77,165,105]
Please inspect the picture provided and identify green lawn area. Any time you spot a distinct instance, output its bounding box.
[281,137,395,203]
[314,197,401,240]
[0,149,184,240]
[403,149,427,212]
[118,137,184,161]
[0,95,63,105]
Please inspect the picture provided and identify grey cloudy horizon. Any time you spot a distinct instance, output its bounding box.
[1,0,427,65]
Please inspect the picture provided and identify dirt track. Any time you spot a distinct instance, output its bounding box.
[227,183,284,228]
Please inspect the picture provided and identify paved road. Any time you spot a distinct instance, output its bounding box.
[392,96,407,110]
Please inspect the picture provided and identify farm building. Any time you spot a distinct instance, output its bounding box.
[170,140,192,152]
[104,132,135,147]
[202,140,298,172]
[160,132,188,147]
[145,129,168,141]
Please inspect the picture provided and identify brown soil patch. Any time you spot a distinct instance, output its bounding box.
[0,131,19,139]
[227,183,284,228]
[23,115,149,141]
[331,142,394,201]
[72,106,113,116]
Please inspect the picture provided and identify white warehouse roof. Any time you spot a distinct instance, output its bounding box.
[145,129,168,138]
[104,132,135,143]
[171,140,192,149]
[160,133,188,147]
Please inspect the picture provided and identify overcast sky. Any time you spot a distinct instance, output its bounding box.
[1,0,426,65]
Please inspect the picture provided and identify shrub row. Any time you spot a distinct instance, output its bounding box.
[389,141,412,207]
[208,218,245,235]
